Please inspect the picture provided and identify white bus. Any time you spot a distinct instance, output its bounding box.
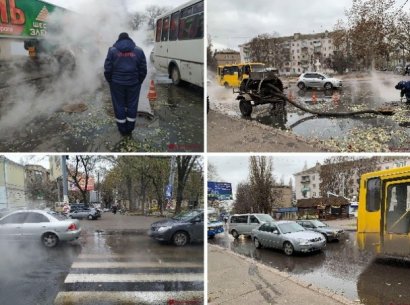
[152,0,204,87]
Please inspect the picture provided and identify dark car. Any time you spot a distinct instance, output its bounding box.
[68,207,101,220]
[296,219,344,242]
[149,209,204,246]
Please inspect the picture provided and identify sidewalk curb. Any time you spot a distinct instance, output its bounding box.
[209,244,363,305]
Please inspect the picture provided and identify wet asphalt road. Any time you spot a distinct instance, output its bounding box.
[209,72,410,151]
[0,69,203,152]
[209,228,410,305]
[0,228,204,305]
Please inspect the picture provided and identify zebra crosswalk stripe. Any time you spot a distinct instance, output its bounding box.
[64,273,204,283]
[54,253,204,305]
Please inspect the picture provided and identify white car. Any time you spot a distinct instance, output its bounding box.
[297,72,342,90]
[0,210,81,248]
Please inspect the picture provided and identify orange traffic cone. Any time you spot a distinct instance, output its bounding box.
[312,90,317,104]
[332,92,340,105]
[288,91,293,101]
[147,80,157,101]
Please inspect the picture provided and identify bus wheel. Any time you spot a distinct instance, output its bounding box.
[171,65,182,86]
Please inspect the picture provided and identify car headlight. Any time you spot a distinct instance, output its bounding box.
[297,239,312,246]
[157,226,172,232]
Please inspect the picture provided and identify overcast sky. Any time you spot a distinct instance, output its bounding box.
[208,0,410,51]
[45,0,185,12]
[208,154,332,198]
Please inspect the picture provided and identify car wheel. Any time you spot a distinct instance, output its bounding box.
[224,82,230,88]
[297,82,306,90]
[283,242,294,256]
[254,237,262,249]
[88,215,93,220]
[42,233,59,248]
[239,100,252,116]
[231,230,239,239]
[172,231,189,246]
[171,65,181,86]
[324,82,333,90]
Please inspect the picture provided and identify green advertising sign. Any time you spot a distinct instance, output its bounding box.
[0,0,64,38]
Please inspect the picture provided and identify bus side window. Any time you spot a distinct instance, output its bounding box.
[161,17,170,41]
[169,12,179,41]
[366,178,381,212]
[155,19,162,42]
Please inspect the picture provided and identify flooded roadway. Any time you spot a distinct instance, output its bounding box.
[0,68,203,152]
[209,229,410,305]
[0,229,203,305]
[208,72,410,151]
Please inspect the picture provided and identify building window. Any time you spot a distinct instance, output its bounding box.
[313,192,316,197]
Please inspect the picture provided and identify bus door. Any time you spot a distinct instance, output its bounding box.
[383,181,410,258]
[155,16,170,70]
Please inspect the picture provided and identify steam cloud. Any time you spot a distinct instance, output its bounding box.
[0,0,153,132]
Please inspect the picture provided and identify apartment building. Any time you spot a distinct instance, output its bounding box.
[213,50,241,66]
[240,31,336,75]
[294,157,410,202]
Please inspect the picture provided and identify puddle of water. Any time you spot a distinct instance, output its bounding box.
[209,231,410,304]
[209,74,410,151]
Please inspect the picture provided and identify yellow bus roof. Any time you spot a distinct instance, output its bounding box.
[361,166,410,181]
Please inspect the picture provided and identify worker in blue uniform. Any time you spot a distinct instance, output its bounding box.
[104,32,147,136]
[395,80,410,103]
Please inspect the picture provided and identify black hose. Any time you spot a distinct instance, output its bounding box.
[265,83,391,117]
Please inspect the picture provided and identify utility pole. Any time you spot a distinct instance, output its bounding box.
[61,156,69,204]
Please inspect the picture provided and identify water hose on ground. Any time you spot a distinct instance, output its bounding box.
[266,83,393,117]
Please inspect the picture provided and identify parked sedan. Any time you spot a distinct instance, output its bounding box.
[251,221,326,256]
[296,219,344,242]
[297,72,342,90]
[0,210,81,248]
[68,208,101,220]
[149,209,204,246]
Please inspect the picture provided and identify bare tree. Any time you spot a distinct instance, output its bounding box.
[233,181,253,213]
[175,156,199,214]
[207,34,216,69]
[145,5,171,30]
[208,162,221,181]
[319,156,379,199]
[67,156,98,205]
[247,33,285,69]
[344,0,397,70]
[248,156,277,214]
[129,12,146,31]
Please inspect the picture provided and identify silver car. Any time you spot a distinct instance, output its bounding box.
[228,213,275,238]
[251,221,326,256]
[0,210,81,248]
[297,72,342,90]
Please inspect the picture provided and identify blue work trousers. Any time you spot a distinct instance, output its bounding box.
[109,82,142,134]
